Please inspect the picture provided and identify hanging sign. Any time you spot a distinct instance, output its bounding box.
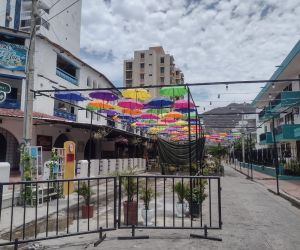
[0,41,27,71]
[0,81,11,103]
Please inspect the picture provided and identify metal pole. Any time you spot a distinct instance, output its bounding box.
[241,114,245,166]
[23,0,38,146]
[249,132,253,180]
[271,117,280,194]
[88,112,93,177]
[187,87,192,175]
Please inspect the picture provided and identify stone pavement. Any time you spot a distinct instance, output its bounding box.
[35,166,300,250]
[230,163,300,202]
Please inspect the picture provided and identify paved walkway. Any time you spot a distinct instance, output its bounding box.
[36,166,300,250]
[231,163,300,201]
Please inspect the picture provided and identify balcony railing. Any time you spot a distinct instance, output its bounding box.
[56,68,79,85]
[259,132,273,144]
[54,108,76,121]
[258,106,273,121]
[0,99,21,109]
[274,124,300,141]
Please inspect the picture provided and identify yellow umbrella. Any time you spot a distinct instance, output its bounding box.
[163,111,183,119]
[175,120,188,126]
[87,100,114,110]
[122,88,151,101]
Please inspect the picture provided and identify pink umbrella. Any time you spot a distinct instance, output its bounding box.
[140,113,159,119]
[173,99,195,109]
[118,99,143,109]
[160,118,176,123]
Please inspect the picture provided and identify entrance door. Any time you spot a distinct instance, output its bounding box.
[0,133,7,162]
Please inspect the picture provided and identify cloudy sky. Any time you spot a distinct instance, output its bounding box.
[80,0,300,111]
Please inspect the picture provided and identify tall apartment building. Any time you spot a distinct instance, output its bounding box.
[124,46,184,97]
[0,0,82,55]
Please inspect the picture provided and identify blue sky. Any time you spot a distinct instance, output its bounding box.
[80,0,300,111]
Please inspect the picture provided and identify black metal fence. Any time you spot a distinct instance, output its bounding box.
[233,147,300,176]
[0,175,222,247]
[118,175,222,234]
[0,177,117,248]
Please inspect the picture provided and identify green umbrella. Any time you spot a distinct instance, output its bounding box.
[143,119,157,124]
[184,112,197,119]
[159,86,187,97]
[146,108,170,114]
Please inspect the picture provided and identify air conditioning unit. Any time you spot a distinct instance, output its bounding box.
[292,107,299,115]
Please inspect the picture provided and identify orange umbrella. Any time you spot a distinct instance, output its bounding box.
[121,108,142,115]
[163,111,183,119]
[87,100,113,110]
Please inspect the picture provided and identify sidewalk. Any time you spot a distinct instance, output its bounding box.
[228,163,300,205]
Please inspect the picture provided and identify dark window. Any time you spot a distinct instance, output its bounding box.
[140,74,144,80]
[160,57,164,63]
[126,71,132,79]
[283,84,292,91]
[285,113,294,124]
[160,67,164,73]
[149,74,152,77]
[56,55,77,78]
[160,77,164,83]
[141,53,145,58]
[126,62,132,70]
[140,63,144,68]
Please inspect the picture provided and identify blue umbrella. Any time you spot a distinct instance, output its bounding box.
[55,91,87,101]
[98,109,119,116]
[175,107,197,113]
[144,97,173,109]
[117,114,137,121]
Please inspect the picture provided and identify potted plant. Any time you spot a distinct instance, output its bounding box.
[185,182,207,218]
[76,182,94,219]
[174,182,187,217]
[118,167,138,225]
[139,185,155,225]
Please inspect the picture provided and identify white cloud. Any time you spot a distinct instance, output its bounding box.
[80,0,300,111]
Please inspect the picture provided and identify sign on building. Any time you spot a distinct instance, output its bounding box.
[0,41,27,71]
[0,81,11,103]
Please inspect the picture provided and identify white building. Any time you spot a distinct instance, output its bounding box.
[0,27,146,175]
[0,0,82,55]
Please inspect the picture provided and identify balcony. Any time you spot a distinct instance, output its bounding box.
[0,99,21,109]
[54,108,76,121]
[56,68,78,85]
[259,132,273,144]
[258,106,274,122]
[270,91,300,112]
[274,124,300,141]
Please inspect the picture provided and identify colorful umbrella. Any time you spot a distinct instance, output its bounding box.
[140,113,159,119]
[87,100,114,110]
[146,108,171,114]
[121,108,142,116]
[160,118,176,123]
[160,86,187,97]
[122,88,151,101]
[164,111,183,119]
[175,107,197,113]
[174,99,195,109]
[144,97,173,108]
[117,114,136,121]
[89,90,118,101]
[54,91,87,101]
[175,120,188,126]
[98,109,119,116]
[118,99,143,109]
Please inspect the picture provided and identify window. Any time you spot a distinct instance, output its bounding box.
[126,71,132,79]
[149,74,152,77]
[87,77,92,87]
[160,67,164,74]
[141,53,145,59]
[56,55,79,84]
[140,74,144,80]
[283,84,292,91]
[160,57,164,64]
[149,64,152,66]
[140,63,144,68]
[160,77,164,84]
[126,62,132,70]
[285,113,294,124]
[93,80,97,89]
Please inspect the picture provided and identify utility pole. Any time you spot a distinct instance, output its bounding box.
[241,114,245,165]
[23,0,38,146]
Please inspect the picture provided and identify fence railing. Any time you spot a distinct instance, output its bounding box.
[0,177,117,248]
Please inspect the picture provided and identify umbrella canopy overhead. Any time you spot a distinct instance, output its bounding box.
[98,109,119,116]
[146,108,171,114]
[118,99,143,109]
[54,91,87,101]
[144,97,173,108]
[87,100,114,110]
[140,113,159,119]
[117,114,136,121]
[121,108,142,116]
[164,111,183,119]
[174,99,195,109]
[122,88,151,101]
[175,107,197,113]
[160,86,187,97]
[89,90,118,101]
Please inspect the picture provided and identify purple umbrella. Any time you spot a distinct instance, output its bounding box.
[144,97,173,109]
[98,109,119,116]
[89,90,118,101]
